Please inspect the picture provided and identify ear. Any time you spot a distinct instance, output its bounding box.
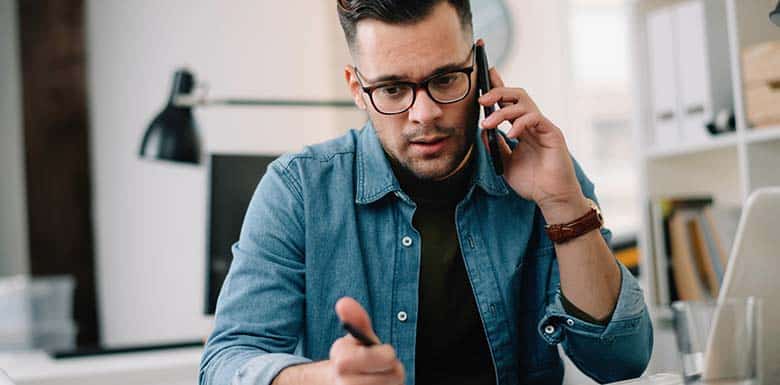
[344,65,368,111]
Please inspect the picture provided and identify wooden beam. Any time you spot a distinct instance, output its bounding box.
[17,0,100,347]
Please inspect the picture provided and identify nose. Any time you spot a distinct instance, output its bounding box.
[407,88,443,125]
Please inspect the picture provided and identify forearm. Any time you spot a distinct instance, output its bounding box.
[272,360,333,385]
[540,196,621,321]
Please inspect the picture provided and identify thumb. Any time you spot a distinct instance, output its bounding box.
[496,132,513,171]
[335,297,380,344]
[488,67,506,89]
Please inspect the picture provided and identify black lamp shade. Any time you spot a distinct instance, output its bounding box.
[139,69,201,164]
[772,1,780,27]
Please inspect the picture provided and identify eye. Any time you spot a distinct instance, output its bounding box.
[377,85,408,99]
[381,86,401,95]
[432,74,458,87]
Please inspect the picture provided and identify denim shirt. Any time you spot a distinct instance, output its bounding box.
[199,122,653,385]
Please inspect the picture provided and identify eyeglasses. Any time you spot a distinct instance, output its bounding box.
[354,44,475,115]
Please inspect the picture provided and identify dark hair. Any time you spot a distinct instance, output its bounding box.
[337,0,473,53]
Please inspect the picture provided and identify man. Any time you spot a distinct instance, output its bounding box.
[200,1,653,384]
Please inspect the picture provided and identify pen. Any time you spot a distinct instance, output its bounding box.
[341,322,378,346]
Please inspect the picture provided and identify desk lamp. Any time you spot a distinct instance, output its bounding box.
[138,68,355,164]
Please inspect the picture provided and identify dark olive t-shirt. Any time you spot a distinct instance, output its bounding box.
[388,149,609,385]
[390,152,496,385]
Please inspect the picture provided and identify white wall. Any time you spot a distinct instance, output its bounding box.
[0,0,30,277]
[500,0,572,135]
[86,0,363,346]
[85,0,587,348]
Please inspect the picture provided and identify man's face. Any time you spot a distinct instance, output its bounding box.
[345,2,478,180]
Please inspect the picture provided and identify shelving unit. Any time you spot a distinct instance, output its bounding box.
[627,1,780,375]
[745,125,780,143]
[630,0,780,308]
[645,131,739,159]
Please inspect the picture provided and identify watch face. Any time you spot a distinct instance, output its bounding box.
[586,198,600,214]
[585,198,604,226]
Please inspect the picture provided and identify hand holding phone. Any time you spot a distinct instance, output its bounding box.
[476,43,504,176]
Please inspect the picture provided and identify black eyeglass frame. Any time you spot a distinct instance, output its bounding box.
[354,44,477,115]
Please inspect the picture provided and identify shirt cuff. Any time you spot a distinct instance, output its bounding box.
[234,353,313,385]
[559,291,611,326]
[537,262,646,345]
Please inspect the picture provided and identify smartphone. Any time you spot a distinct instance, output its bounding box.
[476,44,504,176]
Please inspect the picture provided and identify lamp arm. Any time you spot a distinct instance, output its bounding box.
[170,76,357,108]
[174,94,356,108]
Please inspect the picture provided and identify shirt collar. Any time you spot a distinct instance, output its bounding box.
[355,121,509,205]
[471,129,511,196]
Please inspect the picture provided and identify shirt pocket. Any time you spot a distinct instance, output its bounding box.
[514,245,555,315]
[514,245,560,369]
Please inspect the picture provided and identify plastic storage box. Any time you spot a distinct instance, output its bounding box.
[0,275,76,351]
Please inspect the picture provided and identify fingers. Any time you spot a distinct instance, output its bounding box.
[333,361,405,385]
[478,86,537,109]
[496,131,513,168]
[335,297,380,345]
[331,297,404,384]
[506,112,564,147]
[480,103,532,129]
[480,128,488,152]
[331,338,398,374]
[329,335,405,385]
[480,129,514,172]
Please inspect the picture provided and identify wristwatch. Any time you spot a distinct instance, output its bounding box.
[544,198,604,244]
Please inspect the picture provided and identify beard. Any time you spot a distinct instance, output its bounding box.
[381,103,480,181]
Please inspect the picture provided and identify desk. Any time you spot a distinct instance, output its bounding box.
[0,347,201,385]
[1,347,683,385]
[606,374,683,384]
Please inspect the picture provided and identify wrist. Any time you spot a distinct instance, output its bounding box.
[272,360,332,385]
[539,194,590,225]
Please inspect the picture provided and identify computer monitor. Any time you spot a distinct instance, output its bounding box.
[206,153,278,314]
[704,187,780,381]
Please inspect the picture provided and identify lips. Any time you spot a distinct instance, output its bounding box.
[409,136,449,156]
[410,135,448,144]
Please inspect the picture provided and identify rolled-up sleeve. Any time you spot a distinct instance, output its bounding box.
[538,259,653,382]
[534,156,653,382]
[199,158,312,385]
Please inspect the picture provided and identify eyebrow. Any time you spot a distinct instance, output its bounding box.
[362,62,463,84]
[361,50,473,85]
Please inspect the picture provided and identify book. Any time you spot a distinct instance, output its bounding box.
[668,209,710,300]
[650,201,670,306]
[650,195,714,303]
[697,210,725,283]
[687,213,720,297]
[703,205,741,263]
[649,195,742,304]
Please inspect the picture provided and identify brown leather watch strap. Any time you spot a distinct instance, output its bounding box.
[544,201,603,244]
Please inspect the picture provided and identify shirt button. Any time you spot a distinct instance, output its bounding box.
[401,236,413,247]
[544,325,556,335]
[566,319,575,327]
[397,311,408,322]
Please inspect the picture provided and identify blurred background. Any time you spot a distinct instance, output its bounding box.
[1,0,778,384]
